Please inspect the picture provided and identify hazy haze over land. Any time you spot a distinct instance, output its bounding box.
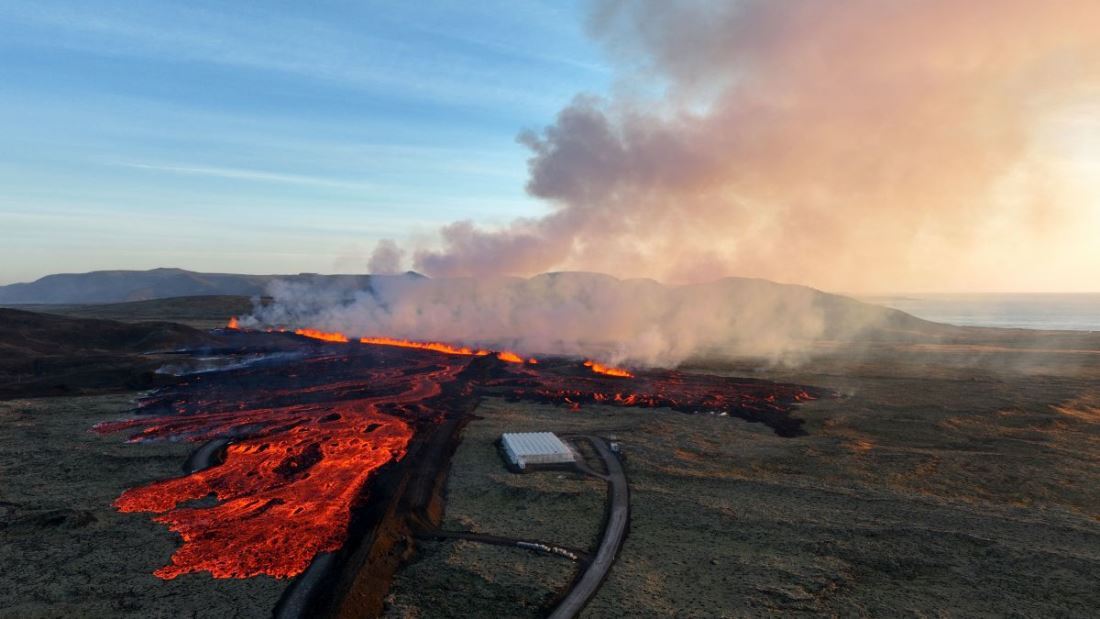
[2,1,1099,293]
[245,271,945,367]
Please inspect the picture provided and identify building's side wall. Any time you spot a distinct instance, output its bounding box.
[501,438,526,470]
[523,452,575,465]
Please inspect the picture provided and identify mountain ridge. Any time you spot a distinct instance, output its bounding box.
[0,268,424,304]
[0,268,946,344]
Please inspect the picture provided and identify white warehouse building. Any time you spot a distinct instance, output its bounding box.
[500,432,575,471]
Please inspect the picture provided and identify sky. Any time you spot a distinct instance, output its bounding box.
[0,0,609,284]
[2,1,1099,293]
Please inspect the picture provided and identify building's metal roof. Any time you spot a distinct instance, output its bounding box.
[501,432,573,457]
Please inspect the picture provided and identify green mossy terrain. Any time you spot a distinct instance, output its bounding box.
[387,350,1100,617]
[2,298,1099,617]
[0,395,285,619]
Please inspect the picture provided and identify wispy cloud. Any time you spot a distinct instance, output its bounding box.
[116,162,375,191]
[409,23,610,75]
[1,2,593,112]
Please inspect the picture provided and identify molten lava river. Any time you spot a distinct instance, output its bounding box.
[95,329,827,580]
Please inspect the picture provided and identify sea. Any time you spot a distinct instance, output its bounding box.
[862,294,1100,332]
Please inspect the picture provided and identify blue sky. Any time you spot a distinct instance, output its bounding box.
[0,0,610,284]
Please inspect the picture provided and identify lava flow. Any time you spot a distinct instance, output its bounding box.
[294,328,349,343]
[294,328,538,364]
[96,328,828,581]
[584,360,634,378]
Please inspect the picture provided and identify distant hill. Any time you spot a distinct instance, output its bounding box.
[0,308,217,399]
[7,295,257,329]
[0,268,423,304]
[522,271,950,342]
[0,308,213,357]
[1,268,952,344]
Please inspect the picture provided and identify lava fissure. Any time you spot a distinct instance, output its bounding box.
[96,329,829,584]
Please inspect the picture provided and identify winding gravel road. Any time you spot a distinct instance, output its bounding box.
[550,436,630,619]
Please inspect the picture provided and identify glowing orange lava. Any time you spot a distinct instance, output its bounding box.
[357,334,532,365]
[269,324,535,364]
[108,404,411,579]
[358,335,490,356]
[226,316,240,329]
[584,360,634,378]
[95,350,469,580]
[98,326,826,582]
[294,328,350,343]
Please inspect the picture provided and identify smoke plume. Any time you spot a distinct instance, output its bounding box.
[245,272,923,367]
[250,0,1100,365]
[413,0,1100,293]
[367,239,405,275]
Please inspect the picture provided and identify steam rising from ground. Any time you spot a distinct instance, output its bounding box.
[244,273,908,367]
[367,240,405,275]
[254,1,1100,365]
[409,0,1100,293]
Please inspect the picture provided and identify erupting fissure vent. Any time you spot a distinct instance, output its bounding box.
[96,326,826,580]
[584,360,634,378]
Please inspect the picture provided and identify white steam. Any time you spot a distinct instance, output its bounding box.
[246,0,1100,364]
[244,273,908,367]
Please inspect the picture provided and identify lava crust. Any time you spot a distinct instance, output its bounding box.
[96,331,827,581]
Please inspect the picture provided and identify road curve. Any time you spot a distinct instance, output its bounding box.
[419,530,588,562]
[549,436,629,619]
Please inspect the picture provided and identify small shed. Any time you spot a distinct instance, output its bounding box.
[500,432,575,471]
